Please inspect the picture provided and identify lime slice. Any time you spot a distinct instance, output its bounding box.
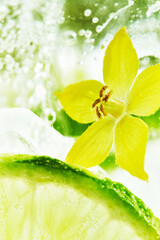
[0,155,159,239]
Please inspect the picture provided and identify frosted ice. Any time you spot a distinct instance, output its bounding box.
[0,131,37,154]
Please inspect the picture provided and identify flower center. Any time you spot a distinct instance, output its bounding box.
[92,85,124,119]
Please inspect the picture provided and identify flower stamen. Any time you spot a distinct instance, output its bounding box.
[92,86,114,118]
[102,90,113,102]
[92,98,101,108]
[96,106,102,118]
[99,85,108,98]
[100,104,107,116]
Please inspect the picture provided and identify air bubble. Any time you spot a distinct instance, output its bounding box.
[78,29,85,36]
[109,13,114,18]
[96,25,103,33]
[85,30,92,39]
[26,80,34,90]
[141,57,150,65]
[15,204,22,211]
[128,0,134,6]
[44,108,56,122]
[89,38,95,43]
[0,62,4,70]
[64,31,77,46]
[58,17,65,24]
[84,9,92,17]
[79,60,83,65]
[34,63,43,73]
[92,17,99,23]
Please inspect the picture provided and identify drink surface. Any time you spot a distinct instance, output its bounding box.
[0,154,159,239]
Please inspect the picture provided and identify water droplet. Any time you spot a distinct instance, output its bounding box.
[84,9,92,17]
[92,17,99,23]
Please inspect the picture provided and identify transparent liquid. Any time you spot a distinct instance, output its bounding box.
[0,0,160,119]
[0,0,160,219]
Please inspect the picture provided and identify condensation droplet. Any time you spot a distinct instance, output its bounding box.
[84,9,92,17]
[92,17,99,23]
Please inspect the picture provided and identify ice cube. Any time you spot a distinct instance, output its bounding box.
[0,108,74,160]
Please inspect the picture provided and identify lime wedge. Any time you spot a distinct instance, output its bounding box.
[0,155,159,239]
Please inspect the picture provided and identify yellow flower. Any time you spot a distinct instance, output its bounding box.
[55,27,160,180]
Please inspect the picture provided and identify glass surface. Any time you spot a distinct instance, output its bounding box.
[0,0,160,218]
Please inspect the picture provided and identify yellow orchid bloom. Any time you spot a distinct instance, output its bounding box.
[55,27,160,180]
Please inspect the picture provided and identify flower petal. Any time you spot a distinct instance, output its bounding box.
[55,80,103,123]
[66,117,115,168]
[115,115,148,180]
[103,27,139,101]
[127,65,160,116]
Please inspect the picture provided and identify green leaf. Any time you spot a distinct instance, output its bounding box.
[100,152,118,172]
[140,108,160,138]
[53,108,160,139]
[52,110,91,137]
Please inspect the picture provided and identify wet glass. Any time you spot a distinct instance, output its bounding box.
[0,0,160,218]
